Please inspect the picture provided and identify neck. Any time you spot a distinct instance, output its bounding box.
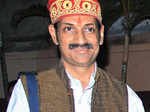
[63,61,96,89]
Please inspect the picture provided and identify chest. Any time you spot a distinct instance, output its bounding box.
[37,78,127,112]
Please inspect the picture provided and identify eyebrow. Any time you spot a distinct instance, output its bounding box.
[84,23,95,27]
[61,22,95,26]
[61,22,74,26]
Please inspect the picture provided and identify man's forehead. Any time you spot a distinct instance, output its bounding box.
[59,15,96,26]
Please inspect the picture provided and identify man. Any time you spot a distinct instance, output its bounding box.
[7,0,145,112]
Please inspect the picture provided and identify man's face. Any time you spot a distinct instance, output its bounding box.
[49,15,104,67]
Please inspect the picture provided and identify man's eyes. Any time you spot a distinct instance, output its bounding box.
[63,26,72,32]
[85,27,96,33]
[62,26,96,34]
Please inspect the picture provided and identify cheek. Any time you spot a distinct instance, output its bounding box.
[88,36,99,46]
[58,37,70,50]
[59,34,75,46]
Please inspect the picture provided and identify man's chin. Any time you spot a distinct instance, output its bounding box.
[62,56,96,67]
[71,61,95,67]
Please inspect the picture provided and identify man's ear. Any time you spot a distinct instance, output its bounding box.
[48,24,59,45]
[99,24,104,45]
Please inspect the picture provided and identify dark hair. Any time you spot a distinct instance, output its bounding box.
[53,21,60,33]
[95,19,102,42]
[95,19,102,31]
[52,21,61,43]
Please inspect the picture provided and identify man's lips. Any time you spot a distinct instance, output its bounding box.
[72,47,90,54]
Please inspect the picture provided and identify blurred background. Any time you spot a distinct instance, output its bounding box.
[0,0,150,111]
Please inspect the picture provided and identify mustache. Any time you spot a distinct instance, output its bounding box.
[69,43,93,50]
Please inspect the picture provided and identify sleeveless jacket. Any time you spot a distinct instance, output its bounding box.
[20,63,128,112]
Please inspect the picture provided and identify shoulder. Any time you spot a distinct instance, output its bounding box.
[13,79,24,94]
[19,68,58,82]
[37,69,57,77]
[7,79,30,112]
[97,67,125,85]
[36,68,60,82]
[96,67,128,95]
[127,85,141,100]
[127,85,145,112]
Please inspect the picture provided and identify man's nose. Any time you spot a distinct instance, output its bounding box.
[75,31,87,44]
